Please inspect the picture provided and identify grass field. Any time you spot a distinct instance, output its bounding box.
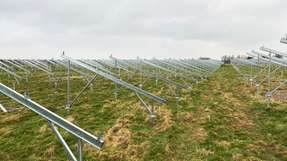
[1,65,287,161]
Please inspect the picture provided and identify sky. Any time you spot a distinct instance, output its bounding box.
[0,0,287,59]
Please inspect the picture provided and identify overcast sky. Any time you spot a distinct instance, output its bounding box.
[0,0,287,59]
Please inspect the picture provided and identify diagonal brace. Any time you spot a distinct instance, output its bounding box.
[69,75,97,108]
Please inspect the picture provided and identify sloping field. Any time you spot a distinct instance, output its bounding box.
[1,65,287,161]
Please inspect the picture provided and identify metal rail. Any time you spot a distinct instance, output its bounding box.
[4,60,31,74]
[80,59,117,77]
[110,56,189,88]
[0,64,22,80]
[260,46,287,58]
[23,60,53,75]
[0,83,104,149]
[0,61,14,71]
[62,55,166,104]
[54,60,91,79]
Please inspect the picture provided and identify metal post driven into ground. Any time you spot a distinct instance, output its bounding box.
[66,59,71,109]
[256,53,260,96]
[78,139,83,161]
[114,59,119,100]
[267,53,272,107]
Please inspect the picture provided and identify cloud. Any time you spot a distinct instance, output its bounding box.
[0,0,287,59]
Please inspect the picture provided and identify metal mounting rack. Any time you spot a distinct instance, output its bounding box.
[62,55,166,104]
[0,83,104,161]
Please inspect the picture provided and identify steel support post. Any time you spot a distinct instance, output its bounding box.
[66,60,71,109]
[256,53,260,95]
[115,59,121,79]
[24,76,29,98]
[175,85,181,105]
[78,139,83,161]
[267,53,272,107]
[13,81,16,90]
[48,121,78,161]
[155,68,159,86]
[250,64,253,86]
[114,59,119,100]
[137,57,143,88]
[149,103,156,123]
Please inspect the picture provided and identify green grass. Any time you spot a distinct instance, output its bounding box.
[1,65,287,161]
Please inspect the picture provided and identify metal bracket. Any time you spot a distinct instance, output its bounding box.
[265,92,272,98]
[135,92,156,122]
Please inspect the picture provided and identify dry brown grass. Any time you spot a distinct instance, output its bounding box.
[193,107,213,124]
[38,124,49,133]
[85,112,151,161]
[273,90,287,103]
[125,141,150,161]
[104,114,133,148]
[248,140,287,156]
[196,148,214,157]
[0,113,23,123]
[223,92,243,107]
[215,140,231,148]
[230,111,254,130]
[191,127,208,143]
[152,106,173,134]
[0,127,12,136]
[43,145,55,158]
[65,115,75,122]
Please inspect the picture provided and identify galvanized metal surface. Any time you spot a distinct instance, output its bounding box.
[62,55,167,104]
[0,83,104,149]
